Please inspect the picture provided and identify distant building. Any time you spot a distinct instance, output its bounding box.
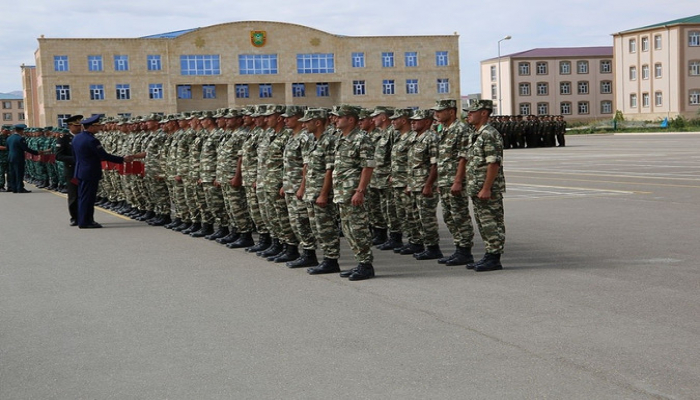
[480,47,614,122]
[22,21,460,127]
[612,14,700,121]
[0,93,25,126]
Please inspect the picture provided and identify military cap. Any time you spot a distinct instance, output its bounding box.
[410,109,434,120]
[225,108,241,118]
[80,115,102,126]
[199,110,216,120]
[331,104,362,117]
[143,113,162,122]
[464,99,494,112]
[358,108,373,119]
[251,104,268,117]
[13,123,28,130]
[431,99,457,111]
[299,108,328,122]
[64,115,84,126]
[389,108,413,120]
[369,106,394,117]
[281,105,306,118]
[262,104,286,116]
[213,108,227,118]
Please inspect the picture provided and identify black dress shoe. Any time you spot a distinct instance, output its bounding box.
[79,222,103,229]
[348,263,375,281]
[69,219,78,227]
[307,258,340,275]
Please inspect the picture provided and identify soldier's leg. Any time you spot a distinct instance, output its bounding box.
[246,186,267,234]
[308,201,340,260]
[286,195,315,250]
[472,195,505,255]
[338,202,373,265]
[416,191,441,247]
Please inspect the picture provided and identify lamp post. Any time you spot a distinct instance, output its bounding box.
[497,35,512,115]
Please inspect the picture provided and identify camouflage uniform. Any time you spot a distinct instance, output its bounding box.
[241,121,268,235]
[179,125,200,224]
[407,117,440,247]
[218,122,253,234]
[144,126,170,217]
[264,122,296,246]
[200,120,228,228]
[189,128,212,225]
[282,119,315,251]
[370,117,399,236]
[390,112,420,246]
[169,122,192,223]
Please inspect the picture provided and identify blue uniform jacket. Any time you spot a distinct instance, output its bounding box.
[6,133,39,163]
[72,131,124,181]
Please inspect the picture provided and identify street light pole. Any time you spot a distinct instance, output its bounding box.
[497,35,512,115]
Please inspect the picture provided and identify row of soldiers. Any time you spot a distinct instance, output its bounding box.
[490,114,566,149]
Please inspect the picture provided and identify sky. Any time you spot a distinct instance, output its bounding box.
[1,0,698,95]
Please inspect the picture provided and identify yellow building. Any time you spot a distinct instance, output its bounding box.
[22,21,460,127]
[1,93,25,126]
[612,14,700,121]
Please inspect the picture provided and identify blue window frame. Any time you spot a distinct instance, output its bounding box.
[292,83,306,97]
[180,55,221,75]
[352,52,365,68]
[405,52,418,67]
[353,80,366,96]
[406,79,419,94]
[437,78,450,94]
[88,55,103,72]
[177,85,192,99]
[54,56,69,72]
[55,85,70,101]
[202,85,216,99]
[383,79,395,95]
[90,84,104,100]
[149,84,163,99]
[297,54,335,74]
[114,55,129,71]
[235,84,249,98]
[116,84,130,100]
[259,84,273,98]
[316,83,330,97]
[239,54,277,75]
[436,51,449,66]
[382,52,394,68]
[147,55,162,71]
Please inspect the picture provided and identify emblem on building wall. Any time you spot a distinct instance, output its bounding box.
[251,31,267,47]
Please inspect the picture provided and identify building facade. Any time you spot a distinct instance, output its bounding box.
[0,93,26,126]
[22,21,460,127]
[613,14,700,121]
[480,47,614,122]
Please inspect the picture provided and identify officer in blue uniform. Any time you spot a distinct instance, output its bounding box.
[6,124,40,193]
[56,115,82,225]
[72,115,132,229]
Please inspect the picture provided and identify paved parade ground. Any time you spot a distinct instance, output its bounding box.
[2,133,700,399]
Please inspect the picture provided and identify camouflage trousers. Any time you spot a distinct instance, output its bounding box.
[121,175,135,206]
[338,201,373,264]
[202,182,227,226]
[472,194,505,254]
[245,185,268,234]
[145,176,170,215]
[256,187,273,236]
[439,186,474,248]
[184,180,202,223]
[306,199,340,259]
[286,194,315,250]
[0,161,7,188]
[193,181,214,224]
[379,187,400,233]
[171,179,191,222]
[411,190,440,247]
[47,163,59,186]
[222,183,252,233]
[134,176,150,210]
[268,189,297,245]
[394,187,421,244]
[366,187,386,229]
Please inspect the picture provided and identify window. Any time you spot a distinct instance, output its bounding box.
[536,62,548,75]
[654,34,662,50]
[601,101,613,114]
[491,84,497,100]
[560,61,571,75]
[519,82,531,96]
[600,81,612,94]
[490,65,497,81]
[297,53,335,74]
[629,38,637,53]
[641,36,649,52]
[17,101,23,109]
[382,52,394,68]
[116,84,131,100]
[689,31,700,47]
[2,113,11,121]
[383,79,395,95]
[405,52,418,67]
[578,101,589,114]
[689,90,700,105]
[114,55,129,71]
[259,84,273,98]
[630,93,637,108]
[54,56,69,72]
[353,80,366,95]
[537,82,548,95]
[655,63,663,78]
[183,55,222,75]
[202,85,216,99]
[577,61,589,74]
[90,84,104,100]
[519,103,531,115]
[690,61,700,76]
[642,64,650,80]
[537,103,549,115]
[2,101,10,109]
[560,102,572,115]
[352,52,365,68]
[88,55,103,72]
[437,78,450,94]
[57,114,71,128]
[406,79,419,94]
[655,91,663,106]
[436,51,449,66]
[292,83,305,98]
[235,84,249,99]
[600,60,612,73]
[642,93,650,108]
[578,81,589,95]
[630,66,637,80]
[18,113,24,121]
[316,83,330,97]
[560,82,571,95]
[149,84,164,99]
[56,85,70,101]
[518,62,530,75]
[177,85,192,99]
[147,55,162,71]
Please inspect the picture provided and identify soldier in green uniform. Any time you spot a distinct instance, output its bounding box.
[0,125,11,191]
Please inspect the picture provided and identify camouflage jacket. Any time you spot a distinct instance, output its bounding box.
[188,130,206,181]
[256,128,275,190]
[437,119,470,188]
[145,130,167,178]
[175,129,196,178]
[263,128,290,191]
[282,129,309,194]
[465,123,506,197]
[407,129,438,192]
[390,130,413,188]
[370,126,395,189]
[332,128,375,204]
[199,128,225,183]
[303,130,336,202]
[240,126,262,186]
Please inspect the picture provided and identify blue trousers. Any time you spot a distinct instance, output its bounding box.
[77,179,99,226]
[8,161,25,193]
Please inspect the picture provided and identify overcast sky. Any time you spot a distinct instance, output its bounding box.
[1,0,698,95]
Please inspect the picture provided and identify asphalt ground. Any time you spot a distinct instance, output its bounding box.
[1,133,699,399]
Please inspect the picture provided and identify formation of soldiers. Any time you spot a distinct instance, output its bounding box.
[489,114,567,149]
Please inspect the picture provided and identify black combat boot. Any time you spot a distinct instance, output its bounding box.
[399,242,424,255]
[473,253,503,272]
[274,245,300,263]
[445,246,475,266]
[371,227,388,246]
[258,238,282,257]
[414,245,443,260]
[190,223,214,238]
[378,232,402,250]
[151,214,171,227]
[216,228,240,244]
[246,233,271,252]
[205,226,229,240]
[137,210,156,221]
[347,263,375,281]
[173,221,191,232]
[307,258,340,275]
[227,232,255,249]
[286,249,318,268]
[164,218,182,229]
[181,222,201,235]
[266,243,288,261]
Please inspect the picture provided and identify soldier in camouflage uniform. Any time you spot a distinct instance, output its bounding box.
[143,114,172,226]
[187,112,216,237]
[177,114,203,233]
[165,113,192,230]
[371,107,402,251]
[359,109,385,245]
[196,110,228,239]
[432,99,475,267]
[464,100,506,272]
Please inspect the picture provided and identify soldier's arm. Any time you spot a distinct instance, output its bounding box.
[296,165,307,200]
[351,166,374,206]
[316,169,333,208]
